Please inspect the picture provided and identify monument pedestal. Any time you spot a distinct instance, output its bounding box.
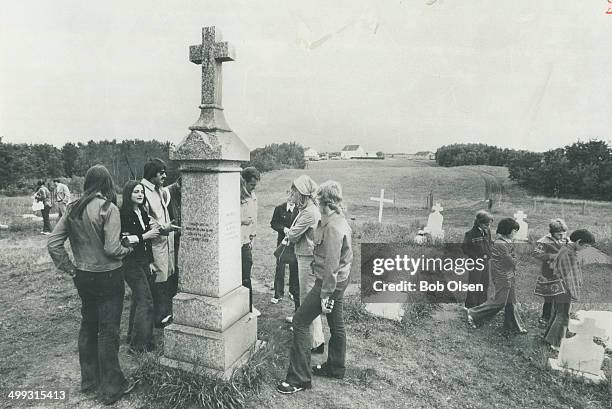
[161,315,258,379]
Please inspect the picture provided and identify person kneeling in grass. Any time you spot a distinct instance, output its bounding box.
[277,180,353,394]
[466,217,527,334]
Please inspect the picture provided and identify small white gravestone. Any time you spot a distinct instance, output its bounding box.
[370,189,394,223]
[576,310,612,352]
[365,303,404,322]
[424,203,444,240]
[414,229,427,245]
[549,317,607,383]
[513,210,528,241]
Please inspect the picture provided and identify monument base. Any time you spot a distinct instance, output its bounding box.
[548,358,607,384]
[162,312,257,374]
[160,340,266,380]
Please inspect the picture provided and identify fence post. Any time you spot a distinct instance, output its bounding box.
[581,201,586,215]
[561,203,565,219]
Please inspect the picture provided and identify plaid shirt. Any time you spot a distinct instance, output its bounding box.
[552,243,582,301]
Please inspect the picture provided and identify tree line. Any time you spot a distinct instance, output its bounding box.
[0,139,305,195]
[435,141,612,200]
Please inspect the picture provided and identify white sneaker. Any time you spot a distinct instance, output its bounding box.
[252,307,262,317]
[285,316,293,324]
[270,297,282,304]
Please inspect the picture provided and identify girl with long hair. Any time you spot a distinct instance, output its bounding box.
[48,165,135,405]
[120,180,160,352]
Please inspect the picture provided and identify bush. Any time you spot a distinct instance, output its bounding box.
[245,142,305,173]
[437,140,612,201]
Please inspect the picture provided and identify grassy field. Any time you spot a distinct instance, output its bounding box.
[0,159,610,409]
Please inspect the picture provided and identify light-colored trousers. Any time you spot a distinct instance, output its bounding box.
[297,255,324,348]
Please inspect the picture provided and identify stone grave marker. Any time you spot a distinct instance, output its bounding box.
[424,203,444,241]
[365,303,405,322]
[576,310,612,352]
[513,210,528,241]
[549,317,607,383]
[161,26,258,378]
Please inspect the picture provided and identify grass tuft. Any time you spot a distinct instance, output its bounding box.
[399,303,441,330]
[132,346,270,409]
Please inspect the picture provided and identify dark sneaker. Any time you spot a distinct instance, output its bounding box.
[312,363,344,379]
[276,380,312,394]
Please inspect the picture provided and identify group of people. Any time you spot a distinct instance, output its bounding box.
[238,169,354,394]
[34,179,71,234]
[44,160,595,403]
[47,159,180,405]
[461,210,596,350]
[45,161,354,403]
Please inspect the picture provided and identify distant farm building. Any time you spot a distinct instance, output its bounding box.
[414,151,436,160]
[304,147,319,161]
[341,145,365,159]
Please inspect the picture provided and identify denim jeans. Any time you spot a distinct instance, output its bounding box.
[274,255,299,306]
[151,279,173,325]
[543,291,571,347]
[241,244,253,311]
[73,268,127,404]
[541,297,553,321]
[286,278,348,386]
[468,286,525,332]
[123,259,155,351]
[41,205,52,232]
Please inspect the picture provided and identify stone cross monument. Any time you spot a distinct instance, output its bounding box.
[161,26,257,378]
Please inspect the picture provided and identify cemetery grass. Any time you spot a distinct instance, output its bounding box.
[0,159,610,408]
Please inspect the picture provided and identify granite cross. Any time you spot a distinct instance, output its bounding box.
[189,26,235,109]
[370,189,394,223]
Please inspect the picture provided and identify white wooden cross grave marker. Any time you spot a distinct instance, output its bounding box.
[370,189,394,223]
[513,210,528,241]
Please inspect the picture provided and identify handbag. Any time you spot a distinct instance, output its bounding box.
[273,214,298,263]
[32,200,44,211]
[533,276,566,297]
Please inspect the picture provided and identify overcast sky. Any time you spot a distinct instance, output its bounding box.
[1,0,612,153]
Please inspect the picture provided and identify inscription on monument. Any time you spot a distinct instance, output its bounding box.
[184,222,214,242]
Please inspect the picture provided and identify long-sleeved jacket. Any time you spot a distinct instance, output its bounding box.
[35,185,52,207]
[270,202,298,246]
[462,225,492,261]
[312,211,353,299]
[48,194,131,273]
[141,178,175,282]
[240,187,257,246]
[286,200,320,256]
[533,234,567,279]
[552,243,582,301]
[120,207,155,263]
[490,235,516,287]
[55,183,71,204]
